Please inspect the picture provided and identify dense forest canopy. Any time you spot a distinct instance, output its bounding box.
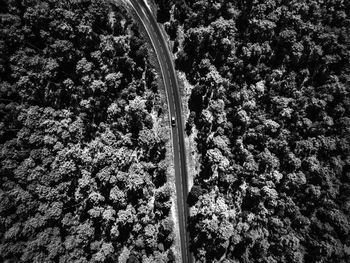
[1,0,350,262]
[155,0,350,262]
[0,0,176,262]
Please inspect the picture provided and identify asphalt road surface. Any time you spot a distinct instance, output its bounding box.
[126,0,192,262]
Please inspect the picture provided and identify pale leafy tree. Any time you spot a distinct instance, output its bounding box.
[118,246,130,263]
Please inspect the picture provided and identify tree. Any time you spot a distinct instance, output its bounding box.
[188,184,204,206]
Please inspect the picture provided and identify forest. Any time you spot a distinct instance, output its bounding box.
[0,0,176,262]
[1,0,350,262]
[155,0,350,262]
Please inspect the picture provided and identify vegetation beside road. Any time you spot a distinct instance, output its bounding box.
[155,0,350,262]
[0,1,176,262]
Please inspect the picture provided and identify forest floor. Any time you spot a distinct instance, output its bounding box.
[178,72,199,195]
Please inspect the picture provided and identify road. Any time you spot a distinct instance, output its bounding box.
[126,0,192,262]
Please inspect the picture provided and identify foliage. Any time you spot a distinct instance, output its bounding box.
[156,0,350,262]
[0,0,175,262]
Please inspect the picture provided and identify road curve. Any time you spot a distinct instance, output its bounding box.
[125,1,192,262]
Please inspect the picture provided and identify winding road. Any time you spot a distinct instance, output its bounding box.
[125,0,192,262]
